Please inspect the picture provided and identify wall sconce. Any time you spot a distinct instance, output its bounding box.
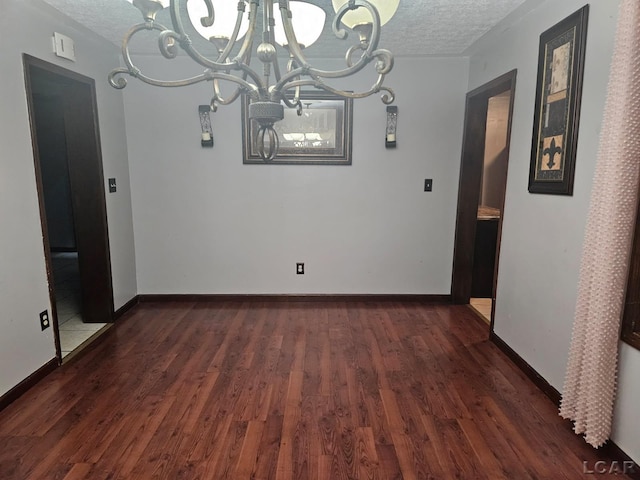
[198,105,214,148]
[386,105,398,148]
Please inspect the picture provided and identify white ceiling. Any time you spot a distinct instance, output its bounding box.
[39,0,530,57]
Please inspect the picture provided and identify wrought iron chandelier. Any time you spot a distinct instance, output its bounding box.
[110,0,398,160]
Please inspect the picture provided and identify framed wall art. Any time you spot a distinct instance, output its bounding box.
[528,5,589,195]
[242,91,353,165]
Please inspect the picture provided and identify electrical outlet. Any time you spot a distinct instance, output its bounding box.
[40,310,50,331]
[296,263,304,275]
[424,179,433,192]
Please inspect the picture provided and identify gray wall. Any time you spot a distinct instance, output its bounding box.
[0,0,137,396]
[124,56,469,295]
[468,0,639,462]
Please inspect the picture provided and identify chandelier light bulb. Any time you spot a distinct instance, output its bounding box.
[274,1,326,48]
[332,0,399,28]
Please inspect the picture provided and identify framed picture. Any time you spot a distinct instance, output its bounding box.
[528,5,589,195]
[242,91,353,165]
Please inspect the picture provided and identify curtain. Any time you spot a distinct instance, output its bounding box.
[559,0,640,448]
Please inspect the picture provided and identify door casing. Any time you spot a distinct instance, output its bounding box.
[451,70,517,331]
[24,55,114,359]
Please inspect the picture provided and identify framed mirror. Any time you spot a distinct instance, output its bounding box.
[242,91,353,165]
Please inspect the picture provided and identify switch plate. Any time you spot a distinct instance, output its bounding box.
[296,263,304,275]
[108,178,116,193]
[424,179,433,192]
[40,310,50,331]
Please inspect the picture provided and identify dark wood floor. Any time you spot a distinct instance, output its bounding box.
[0,300,632,479]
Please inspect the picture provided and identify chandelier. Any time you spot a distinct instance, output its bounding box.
[110,0,398,160]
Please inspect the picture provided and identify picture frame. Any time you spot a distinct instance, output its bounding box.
[528,5,589,195]
[242,91,353,165]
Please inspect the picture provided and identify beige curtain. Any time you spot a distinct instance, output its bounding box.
[560,0,640,448]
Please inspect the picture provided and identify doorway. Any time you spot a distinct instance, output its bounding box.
[24,55,114,360]
[451,70,517,329]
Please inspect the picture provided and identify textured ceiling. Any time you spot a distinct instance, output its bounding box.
[39,0,529,57]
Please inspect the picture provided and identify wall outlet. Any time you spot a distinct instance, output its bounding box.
[40,310,50,331]
[296,263,304,275]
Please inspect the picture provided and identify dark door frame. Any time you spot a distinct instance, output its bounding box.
[451,70,517,329]
[24,55,114,360]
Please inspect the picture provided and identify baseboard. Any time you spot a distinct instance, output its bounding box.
[599,442,640,480]
[489,331,561,404]
[114,295,139,320]
[138,294,452,303]
[0,358,58,412]
[0,296,139,412]
[490,331,639,478]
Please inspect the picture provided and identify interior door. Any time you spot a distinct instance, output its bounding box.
[62,80,114,323]
[24,55,114,326]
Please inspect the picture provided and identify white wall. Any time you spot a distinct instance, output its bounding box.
[124,56,469,294]
[0,0,137,396]
[468,0,639,462]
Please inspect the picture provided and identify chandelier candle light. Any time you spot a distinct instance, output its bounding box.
[111,0,398,160]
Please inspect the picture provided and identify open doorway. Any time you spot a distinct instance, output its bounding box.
[24,55,114,361]
[451,70,517,329]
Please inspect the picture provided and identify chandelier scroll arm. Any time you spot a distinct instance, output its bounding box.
[199,0,215,28]
[279,67,394,105]
[210,70,253,109]
[157,29,181,59]
[272,44,393,100]
[230,0,259,65]
[216,1,249,63]
[109,61,260,96]
[119,22,170,74]
[164,0,266,92]
[272,0,387,99]
[276,0,311,73]
[107,21,252,91]
[108,68,130,89]
[379,86,395,105]
[331,0,382,52]
[283,57,301,109]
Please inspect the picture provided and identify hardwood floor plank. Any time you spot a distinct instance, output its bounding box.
[235,420,265,478]
[61,463,92,480]
[275,370,303,480]
[0,300,634,479]
[457,416,510,479]
[379,388,418,479]
[355,427,380,480]
[253,414,283,480]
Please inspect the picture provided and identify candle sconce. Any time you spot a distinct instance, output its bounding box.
[385,105,398,148]
[198,105,214,148]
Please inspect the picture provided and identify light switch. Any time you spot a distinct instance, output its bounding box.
[108,178,117,193]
